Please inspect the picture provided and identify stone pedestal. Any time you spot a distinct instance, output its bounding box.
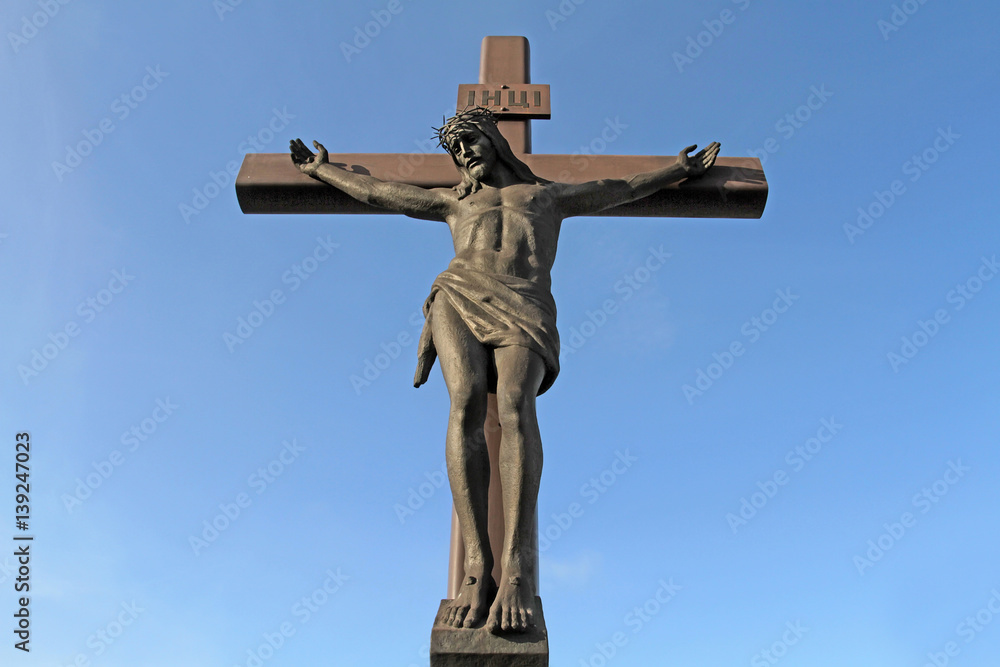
[430,597,548,666]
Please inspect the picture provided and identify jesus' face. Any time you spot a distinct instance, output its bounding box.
[448,128,497,181]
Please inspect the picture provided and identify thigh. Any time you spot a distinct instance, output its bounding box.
[431,297,492,400]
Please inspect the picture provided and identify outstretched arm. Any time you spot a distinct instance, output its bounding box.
[291,139,454,222]
[554,142,720,218]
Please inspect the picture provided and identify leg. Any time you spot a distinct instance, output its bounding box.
[431,299,496,628]
[487,345,546,633]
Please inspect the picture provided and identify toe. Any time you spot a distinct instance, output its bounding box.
[486,605,502,634]
[462,606,480,628]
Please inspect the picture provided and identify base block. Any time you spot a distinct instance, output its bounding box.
[430,597,548,667]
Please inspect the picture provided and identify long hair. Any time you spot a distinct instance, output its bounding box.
[434,108,550,199]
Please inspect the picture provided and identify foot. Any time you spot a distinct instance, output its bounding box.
[441,575,497,629]
[487,575,536,634]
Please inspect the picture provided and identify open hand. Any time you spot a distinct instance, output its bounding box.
[290,138,328,176]
[677,142,720,178]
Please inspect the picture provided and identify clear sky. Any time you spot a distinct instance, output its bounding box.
[2,1,999,665]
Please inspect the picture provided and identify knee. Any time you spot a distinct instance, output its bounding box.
[449,382,487,424]
[497,388,534,432]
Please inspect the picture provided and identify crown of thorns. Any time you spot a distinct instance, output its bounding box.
[433,107,498,150]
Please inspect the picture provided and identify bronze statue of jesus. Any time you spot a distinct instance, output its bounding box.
[290,108,719,634]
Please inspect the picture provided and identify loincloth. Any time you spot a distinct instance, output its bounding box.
[413,264,559,396]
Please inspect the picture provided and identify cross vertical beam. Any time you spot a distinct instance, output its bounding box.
[480,35,532,153]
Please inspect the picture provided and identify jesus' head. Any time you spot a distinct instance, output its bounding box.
[435,107,549,199]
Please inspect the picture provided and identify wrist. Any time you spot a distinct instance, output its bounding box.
[305,162,326,177]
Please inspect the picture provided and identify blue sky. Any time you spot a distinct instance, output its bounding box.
[2,1,999,665]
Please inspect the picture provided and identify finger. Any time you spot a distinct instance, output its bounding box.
[682,144,697,155]
[699,147,719,163]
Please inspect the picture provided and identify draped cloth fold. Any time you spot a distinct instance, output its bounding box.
[413,264,560,396]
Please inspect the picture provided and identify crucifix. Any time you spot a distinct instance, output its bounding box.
[237,35,765,664]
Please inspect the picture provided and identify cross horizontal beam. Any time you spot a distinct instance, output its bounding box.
[236,153,767,218]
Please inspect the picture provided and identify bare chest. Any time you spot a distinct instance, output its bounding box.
[448,185,560,254]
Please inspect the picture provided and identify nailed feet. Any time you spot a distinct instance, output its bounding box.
[486,575,535,634]
[441,575,497,629]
